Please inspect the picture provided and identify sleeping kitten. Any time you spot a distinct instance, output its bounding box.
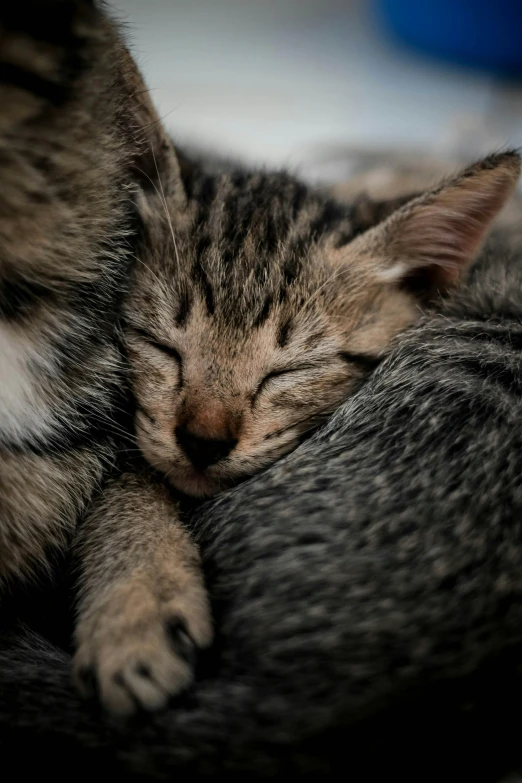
[127,150,520,499]
[73,141,520,714]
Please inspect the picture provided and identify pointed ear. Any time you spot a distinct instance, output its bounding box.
[347,151,520,297]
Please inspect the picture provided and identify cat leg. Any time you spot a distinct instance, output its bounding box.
[73,471,212,716]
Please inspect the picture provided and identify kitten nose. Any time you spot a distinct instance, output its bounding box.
[175,425,237,470]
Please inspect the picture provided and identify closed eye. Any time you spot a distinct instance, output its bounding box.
[130,328,182,363]
[254,352,382,404]
[254,365,316,400]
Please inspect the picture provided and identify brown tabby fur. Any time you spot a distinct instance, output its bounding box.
[124,150,520,500]
[0,1,519,718]
[0,1,174,585]
[0,0,210,716]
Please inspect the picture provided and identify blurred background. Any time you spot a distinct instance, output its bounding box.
[111,0,522,183]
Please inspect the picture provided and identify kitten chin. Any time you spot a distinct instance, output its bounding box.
[167,470,223,499]
[137,434,227,498]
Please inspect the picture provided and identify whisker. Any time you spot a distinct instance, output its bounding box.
[135,421,165,447]
[140,106,178,132]
[127,251,165,289]
[132,157,181,276]
[151,144,182,274]
[162,464,179,483]
[295,265,355,321]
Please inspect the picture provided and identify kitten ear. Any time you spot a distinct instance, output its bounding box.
[347,152,520,296]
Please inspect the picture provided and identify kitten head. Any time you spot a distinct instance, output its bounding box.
[124,149,520,497]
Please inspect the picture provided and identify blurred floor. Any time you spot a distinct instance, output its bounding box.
[112,0,522,179]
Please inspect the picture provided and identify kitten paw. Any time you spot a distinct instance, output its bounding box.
[74,576,212,716]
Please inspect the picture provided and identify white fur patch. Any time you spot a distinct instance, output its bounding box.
[0,323,56,444]
[376,262,407,282]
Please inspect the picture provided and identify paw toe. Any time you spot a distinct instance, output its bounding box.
[121,664,169,712]
[166,617,196,665]
[99,671,137,717]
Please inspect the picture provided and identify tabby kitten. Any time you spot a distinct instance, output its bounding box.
[126,150,520,499]
[73,142,520,715]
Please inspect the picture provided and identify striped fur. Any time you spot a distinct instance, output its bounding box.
[0,1,179,587]
[125,149,520,499]
[0,0,213,718]
[1,0,520,730]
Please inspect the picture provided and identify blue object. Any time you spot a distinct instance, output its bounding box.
[377,0,522,76]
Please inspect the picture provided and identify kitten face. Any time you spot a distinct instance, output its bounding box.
[124,154,519,497]
[125,276,415,498]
